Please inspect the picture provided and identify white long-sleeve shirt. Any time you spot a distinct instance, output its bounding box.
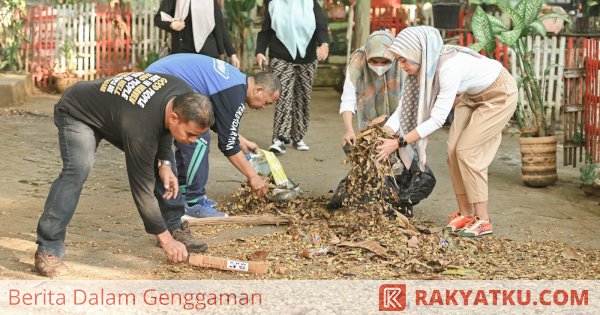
[339,69,358,115]
[386,53,503,138]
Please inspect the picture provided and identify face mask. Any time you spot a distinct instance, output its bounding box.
[368,63,392,76]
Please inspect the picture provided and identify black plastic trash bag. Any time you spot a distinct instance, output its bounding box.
[327,158,436,218]
[386,160,436,208]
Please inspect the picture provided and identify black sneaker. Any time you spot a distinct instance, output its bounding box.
[34,251,68,277]
[172,221,208,253]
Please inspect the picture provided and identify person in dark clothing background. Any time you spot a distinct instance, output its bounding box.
[155,0,240,68]
[256,0,329,154]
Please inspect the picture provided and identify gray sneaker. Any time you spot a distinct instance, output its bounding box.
[269,139,286,154]
[34,251,68,277]
[294,139,310,151]
[172,221,208,253]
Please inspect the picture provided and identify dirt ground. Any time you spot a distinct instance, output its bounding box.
[1,88,599,280]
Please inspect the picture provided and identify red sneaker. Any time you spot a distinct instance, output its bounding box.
[458,218,493,237]
[445,212,475,232]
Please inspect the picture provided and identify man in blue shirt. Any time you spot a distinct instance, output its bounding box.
[147,54,280,217]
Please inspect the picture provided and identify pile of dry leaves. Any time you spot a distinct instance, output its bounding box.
[168,121,600,280]
[174,196,600,280]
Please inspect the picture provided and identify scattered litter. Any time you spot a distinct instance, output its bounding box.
[302,247,329,259]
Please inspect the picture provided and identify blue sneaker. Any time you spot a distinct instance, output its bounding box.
[199,195,218,207]
[182,202,228,219]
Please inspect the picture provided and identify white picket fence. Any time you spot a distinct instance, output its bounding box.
[511,35,570,126]
[50,0,166,80]
[33,2,585,125]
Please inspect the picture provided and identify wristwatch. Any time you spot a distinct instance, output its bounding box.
[397,136,408,148]
[157,160,172,168]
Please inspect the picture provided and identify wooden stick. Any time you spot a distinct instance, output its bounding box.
[184,214,297,226]
[189,254,270,274]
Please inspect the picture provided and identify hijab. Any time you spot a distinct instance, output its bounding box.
[347,29,403,130]
[269,0,316,59]
[161,0,215,53]
[388,26,484,171]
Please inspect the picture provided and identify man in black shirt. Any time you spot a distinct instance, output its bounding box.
[35,72,211,277]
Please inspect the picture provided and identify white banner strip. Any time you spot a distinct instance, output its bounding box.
[1,280,598,314]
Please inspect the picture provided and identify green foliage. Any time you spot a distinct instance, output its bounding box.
[580,163,600,186]
[572,132,584,144]
[139,51,159,71]
[469,0,571,137]
[0,0,27,72]
[224,0,256,71]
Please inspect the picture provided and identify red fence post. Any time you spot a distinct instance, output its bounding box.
[585,38,600,163]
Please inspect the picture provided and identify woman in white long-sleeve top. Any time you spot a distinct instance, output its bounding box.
[376,26,517,238]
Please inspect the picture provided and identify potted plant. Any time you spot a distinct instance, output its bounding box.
[572,0,599,33]
[469,0,570,187]
[580,162,600,197]
[432,0,464,29]
[53,40,80,93]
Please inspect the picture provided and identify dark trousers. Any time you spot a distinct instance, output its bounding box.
[175,132,210,205]
[36,107,185,258]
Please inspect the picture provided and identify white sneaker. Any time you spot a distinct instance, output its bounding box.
[294,140,309,151]
[269,139,286,154]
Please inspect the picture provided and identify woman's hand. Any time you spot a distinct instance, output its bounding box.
[230,54,241,69]
[317,44,329,61]
[376,138,399,162]
[256,53,267,69]
[342,129,356,146]
[170,21,185,31]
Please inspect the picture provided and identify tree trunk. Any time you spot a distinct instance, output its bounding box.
[354,0,371,51]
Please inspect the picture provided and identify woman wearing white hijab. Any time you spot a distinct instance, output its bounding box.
[256,0,329,154]
[376,26,517,238]
[155,0,240,68]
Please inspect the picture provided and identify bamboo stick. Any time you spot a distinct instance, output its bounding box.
[185,214,298,226]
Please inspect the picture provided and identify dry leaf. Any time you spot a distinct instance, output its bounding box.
[367,115,387,127]
[441,268,481,277]
[561,247,582,261]
[329,234,341,245]
[248,250,270,262]
[275,264,287,274]
[414,225,445,234]
[337,240,388,257]
[408,236,420,248]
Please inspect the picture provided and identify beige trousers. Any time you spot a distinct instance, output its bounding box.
[447,67,518,204]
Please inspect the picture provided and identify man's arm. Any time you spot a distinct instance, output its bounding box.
[210,85,268,195]
[124,137,188,262]
[227,151,268,195]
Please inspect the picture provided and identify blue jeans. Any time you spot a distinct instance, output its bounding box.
[36,107,185,258]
